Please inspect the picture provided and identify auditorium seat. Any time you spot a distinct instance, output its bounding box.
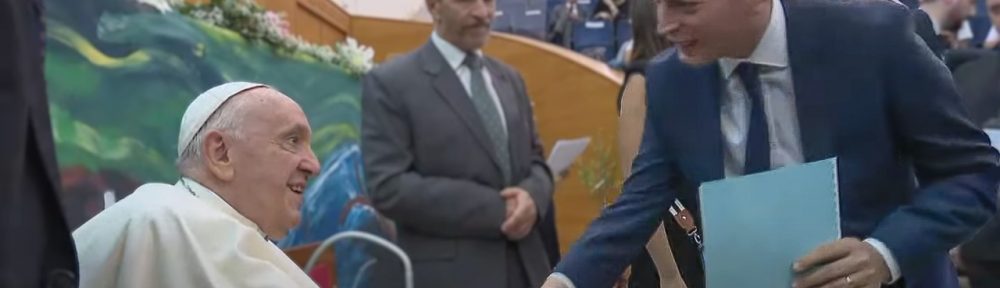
[493,2,515,33]
[579,0,598,16]
[573,20,615,60]
[512,0,548,40]
[615,18,632,49]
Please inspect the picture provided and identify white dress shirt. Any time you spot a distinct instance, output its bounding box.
[430,32,508,132]
[550,0,900,286]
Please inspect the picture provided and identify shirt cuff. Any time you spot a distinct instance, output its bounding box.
[864,238,901,283]
[548,273,577,288]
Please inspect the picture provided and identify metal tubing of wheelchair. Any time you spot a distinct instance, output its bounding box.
[304,231,414,288]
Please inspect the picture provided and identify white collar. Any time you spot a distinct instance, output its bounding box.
[431,31,485,71]
[176,178,268,239]
[719,0,789,78]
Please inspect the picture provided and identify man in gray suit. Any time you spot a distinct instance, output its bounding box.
[361,0,554,286]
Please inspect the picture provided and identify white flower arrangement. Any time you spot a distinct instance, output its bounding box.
[137,0,375,76]
[333,38,375,76]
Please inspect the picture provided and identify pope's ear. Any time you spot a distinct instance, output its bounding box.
[202,130,235,181]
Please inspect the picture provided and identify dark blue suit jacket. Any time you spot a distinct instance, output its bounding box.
[554,1,1000,287]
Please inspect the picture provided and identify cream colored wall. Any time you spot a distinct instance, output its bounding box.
[331,0,432,22]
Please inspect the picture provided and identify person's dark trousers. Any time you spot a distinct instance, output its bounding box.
[961,216,1000,288]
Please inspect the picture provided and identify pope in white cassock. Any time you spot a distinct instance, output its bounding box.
[73,82,322,288]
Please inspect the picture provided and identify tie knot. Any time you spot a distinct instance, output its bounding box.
[464,53,483,71]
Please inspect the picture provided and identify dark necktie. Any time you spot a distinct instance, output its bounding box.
[464,54,511,183]
[735,63,770,175]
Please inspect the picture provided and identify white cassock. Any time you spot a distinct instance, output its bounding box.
[73,178,319,288]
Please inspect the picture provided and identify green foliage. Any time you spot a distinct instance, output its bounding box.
[577,136,622,208]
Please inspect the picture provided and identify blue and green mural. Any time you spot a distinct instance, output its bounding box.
[44,1,383,285]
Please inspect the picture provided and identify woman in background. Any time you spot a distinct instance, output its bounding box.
[616,0,700,286]
[594,0,628,20]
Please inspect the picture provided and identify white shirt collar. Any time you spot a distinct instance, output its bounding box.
[431,32,485,71]
[176,177,268,239]
[719,0,789,78]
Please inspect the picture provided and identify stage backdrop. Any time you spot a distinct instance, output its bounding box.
[43,1,378,283]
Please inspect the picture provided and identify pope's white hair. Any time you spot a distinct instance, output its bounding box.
[176,91,256,173]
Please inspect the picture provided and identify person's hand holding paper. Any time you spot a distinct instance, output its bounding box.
[547,137,591,181]
[792,238,891,288]
[699,159,843,288]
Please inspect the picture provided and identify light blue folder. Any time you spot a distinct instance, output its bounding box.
[699,158,841,288]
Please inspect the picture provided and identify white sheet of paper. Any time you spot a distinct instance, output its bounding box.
[547,137,591,176]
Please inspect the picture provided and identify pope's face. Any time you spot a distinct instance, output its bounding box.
[226,89,320,240]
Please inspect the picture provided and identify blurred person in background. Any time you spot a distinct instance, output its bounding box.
[549,0,587,48]
[595,0,630,20]
[985,0,999,49]
[920,0,978,49]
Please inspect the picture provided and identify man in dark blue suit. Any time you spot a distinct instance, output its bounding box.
[542,0,1000,287]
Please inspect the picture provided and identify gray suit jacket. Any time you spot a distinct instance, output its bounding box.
[362,42,554,288]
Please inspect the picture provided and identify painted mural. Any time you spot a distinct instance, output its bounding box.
[43,0,384,286]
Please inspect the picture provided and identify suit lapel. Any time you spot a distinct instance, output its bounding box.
[420,43,506,174]
[486,59,522,175]
[671,58,724,182]
[784,1,835,162]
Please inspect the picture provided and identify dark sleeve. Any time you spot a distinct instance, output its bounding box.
[554,91,675,288]
[869,5,1000,277]
[361,71,507,239]
[910,9,944,58]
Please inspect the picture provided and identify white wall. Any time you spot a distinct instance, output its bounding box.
[331,0,432,22]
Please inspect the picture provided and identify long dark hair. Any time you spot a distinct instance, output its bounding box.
[629,0,671,63]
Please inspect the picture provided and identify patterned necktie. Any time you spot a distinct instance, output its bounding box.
[464,54,511,183]
[736,62,771,175]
